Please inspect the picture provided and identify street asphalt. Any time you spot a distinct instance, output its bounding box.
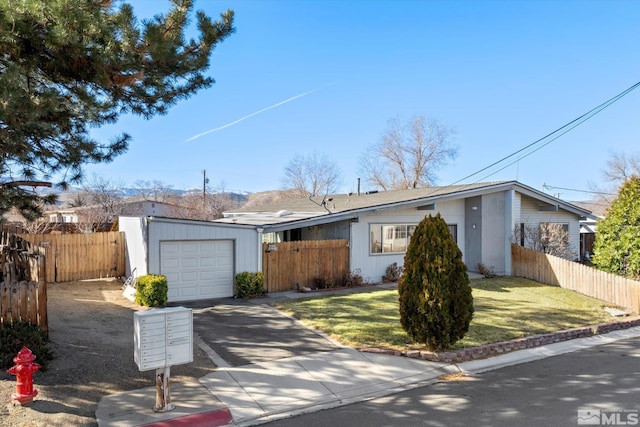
[259,336,640,427]
[95,285,640,427]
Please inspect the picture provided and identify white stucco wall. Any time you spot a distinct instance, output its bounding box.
[349,200,465,283]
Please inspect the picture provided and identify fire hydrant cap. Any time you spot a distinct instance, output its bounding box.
[13,346,37,364]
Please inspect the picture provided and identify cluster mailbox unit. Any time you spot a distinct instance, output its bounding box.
[134,306,193,412]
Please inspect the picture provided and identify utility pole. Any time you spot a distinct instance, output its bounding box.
[202,169,209,213]
[202,169,206,201]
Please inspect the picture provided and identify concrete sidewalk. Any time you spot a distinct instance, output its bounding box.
[200,348,458,426]
[95,348,457,427]
[96,326,640,427]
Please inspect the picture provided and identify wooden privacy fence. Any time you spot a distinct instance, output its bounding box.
[511,243,640,313]
[0,233,48,332]
[262,239,350,293]
[18,231,125,283]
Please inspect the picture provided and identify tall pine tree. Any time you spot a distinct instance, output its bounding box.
[0,0,234,220]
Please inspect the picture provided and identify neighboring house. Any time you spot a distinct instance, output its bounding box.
[120,199,176,217]
[2,199,177,233]
[55,199,175,219]
[121,180,594,303]
[46,199,177,230]
[48,210,80,224]
[579,215,602,261]
[1,207,77,233]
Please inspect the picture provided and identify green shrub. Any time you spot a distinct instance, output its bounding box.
[235,272,264,298]
[593,176,640,279]
[0,321,53,371]
[398,213,474,351]
[135,274,168,307]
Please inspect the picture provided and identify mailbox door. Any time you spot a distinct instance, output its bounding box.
[166,310,193,365]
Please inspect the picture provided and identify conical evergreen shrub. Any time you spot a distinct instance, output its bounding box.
[398,213,474,351]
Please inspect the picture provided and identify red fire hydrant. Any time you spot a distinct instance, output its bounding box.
[7,346,40,406]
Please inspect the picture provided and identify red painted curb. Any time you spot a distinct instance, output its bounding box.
[137,408,233,427]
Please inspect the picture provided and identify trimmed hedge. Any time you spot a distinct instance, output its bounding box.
[235,272,264,299]
[135,274,168,307]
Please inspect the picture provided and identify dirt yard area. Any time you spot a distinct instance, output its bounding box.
[0,279,217,427]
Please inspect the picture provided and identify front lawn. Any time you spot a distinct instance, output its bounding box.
[272,277,616,350]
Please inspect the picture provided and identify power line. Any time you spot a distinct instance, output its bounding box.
[542,184,616,196]
[450,80,640,186]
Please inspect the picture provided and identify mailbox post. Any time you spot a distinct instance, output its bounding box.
[134,307,193,412]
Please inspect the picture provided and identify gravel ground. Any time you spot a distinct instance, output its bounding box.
[0,279,217,427]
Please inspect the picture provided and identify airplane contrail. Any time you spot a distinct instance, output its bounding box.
[183,88,320,142]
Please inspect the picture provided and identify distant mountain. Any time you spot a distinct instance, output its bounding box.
[42,185,251,208]
[241,190,298,208]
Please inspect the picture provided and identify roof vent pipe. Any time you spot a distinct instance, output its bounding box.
[357,178,361,196]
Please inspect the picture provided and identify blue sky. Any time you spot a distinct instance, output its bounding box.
[85,0,640,200]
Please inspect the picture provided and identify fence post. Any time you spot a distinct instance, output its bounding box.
[1,281,8,323]
[37,255,48,335]
[4,261,14,286]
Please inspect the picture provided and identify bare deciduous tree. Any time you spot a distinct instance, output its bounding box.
[166,181,241,221]
[603,151,640,185]
[513,222,576,260]
[281,151,342,197]
[587,150,640,215]
[68,192,88,208]
[360,115,457,191]
[133,180,175,202]
[20,217,52,234]
[168,192,238,221]
[78,176,127,231]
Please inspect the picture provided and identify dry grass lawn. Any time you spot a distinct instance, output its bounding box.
[273,276,616,351]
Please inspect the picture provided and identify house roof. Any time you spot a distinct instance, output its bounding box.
[229,182,500,215]
[217,181,594,231]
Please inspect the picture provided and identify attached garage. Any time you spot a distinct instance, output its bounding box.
[160,240,234,302]
[120,216,261,303]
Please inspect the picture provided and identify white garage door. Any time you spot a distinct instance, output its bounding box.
[160,240,234,302]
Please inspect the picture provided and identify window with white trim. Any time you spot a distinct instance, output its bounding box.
[370,223,456,254]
